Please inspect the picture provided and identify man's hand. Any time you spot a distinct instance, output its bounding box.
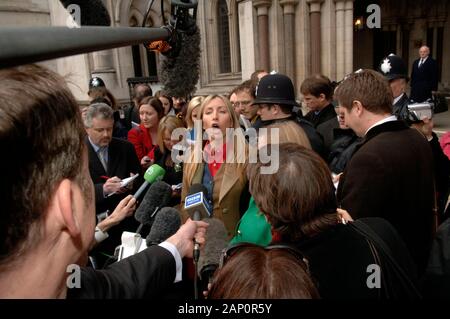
[412,118,434,141]
[141,156,153,168]
[337,208,353,224]
[103,176,125,196]
[166,218,208,258]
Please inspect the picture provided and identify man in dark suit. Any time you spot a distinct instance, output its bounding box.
[335,70,434,276]
[0,64,207,298]
[300,75,337,128]
[410,45,438,102]
[84,102,142,263]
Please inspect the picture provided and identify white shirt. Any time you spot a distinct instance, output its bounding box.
[364,115,397,136]
[393,93,406,106]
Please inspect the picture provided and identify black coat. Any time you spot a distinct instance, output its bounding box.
[294,218,419,299]
[304,103,337,128]
[67,246,176,298]
[410,57,438,103]
[336,121,434,275]
[328,128,362,174]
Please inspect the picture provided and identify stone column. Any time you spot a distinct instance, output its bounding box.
[253,0,272,72]
[344,0,354,75]
[280,0,299,84]
[307,0,324,75]
[334,0,346,81]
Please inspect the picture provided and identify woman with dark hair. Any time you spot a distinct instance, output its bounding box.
[155,90,174,116]
[208,243,319,299]
[247,143,421,299]
[127,97,165,168]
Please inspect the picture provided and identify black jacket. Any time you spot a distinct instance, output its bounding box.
[67,246,176,298]
[410,57,439,103]
[337,120,434,275]
[304,103,337,128]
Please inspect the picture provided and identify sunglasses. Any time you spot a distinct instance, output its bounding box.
[219,242,310,272]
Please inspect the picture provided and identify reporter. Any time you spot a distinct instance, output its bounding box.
[0,64,207,299]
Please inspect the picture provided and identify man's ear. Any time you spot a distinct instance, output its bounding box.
[53,179,81,238]
[352,100,363,117]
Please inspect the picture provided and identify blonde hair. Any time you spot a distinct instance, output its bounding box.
[185,96,204,129]
[157,115,185,154]
[259,121,312,149]
[183,95,248,186]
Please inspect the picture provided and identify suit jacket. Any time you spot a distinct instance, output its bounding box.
[410,57,438,102]
[336,120,434,275]
[393,93,410,121]
[304,103,337,128]
[87,137,141,214]
[181,161,248,238]
[67,246,176,299]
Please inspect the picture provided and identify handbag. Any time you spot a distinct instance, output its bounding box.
[349,219,422,299]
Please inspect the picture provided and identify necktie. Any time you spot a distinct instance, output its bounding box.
[419,59,423,68]
[97,147,108,172]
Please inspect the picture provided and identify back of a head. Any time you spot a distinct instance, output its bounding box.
[134,83,152,101]
[0,64,87,266]
[334,69,393,115]
[208,245,319,299]
[247,143,337,241]
[259,121,312,150]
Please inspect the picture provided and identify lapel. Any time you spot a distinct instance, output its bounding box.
[107,138,120,176]
[192,162,241,204]
[218,163,240,203]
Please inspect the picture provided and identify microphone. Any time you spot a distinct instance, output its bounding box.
[134,181,173,232]
[158,24,200,99]
[197,218,229,282]
[184,184,212,221]
[146,207,181,246]
[133,163,166,199]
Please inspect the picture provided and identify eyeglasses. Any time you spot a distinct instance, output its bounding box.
[219,242,309,271]
[231,100,252,108]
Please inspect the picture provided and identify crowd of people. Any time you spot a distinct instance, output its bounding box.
[1,45,449,299]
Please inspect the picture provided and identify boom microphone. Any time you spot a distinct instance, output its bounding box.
[158,25,200,99]
[146,207,181,246]
[197,218,229,281]
[133,163,166,199]
[135,181,173,229]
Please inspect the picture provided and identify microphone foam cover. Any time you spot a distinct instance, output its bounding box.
[197,218,229,279]
[159,25,201,98]
[135,181,172,225]
[146,207,181,245]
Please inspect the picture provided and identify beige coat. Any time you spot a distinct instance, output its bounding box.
[181,161,248,239]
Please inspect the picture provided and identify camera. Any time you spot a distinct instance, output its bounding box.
[406,100,434,123]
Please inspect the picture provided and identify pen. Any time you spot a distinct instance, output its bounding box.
[100,175,110,180]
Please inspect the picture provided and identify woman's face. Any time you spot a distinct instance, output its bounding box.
[139,104,159,129]
[202,97,233,141]
[162,129,180,151]
[159,97,171,115]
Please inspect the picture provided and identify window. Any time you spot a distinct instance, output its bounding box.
[217,0,231,73]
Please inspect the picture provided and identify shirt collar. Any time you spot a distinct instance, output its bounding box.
[364,115,397,136]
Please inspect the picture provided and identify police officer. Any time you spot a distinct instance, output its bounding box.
[378,54,410,121]
[252,73,326,158]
